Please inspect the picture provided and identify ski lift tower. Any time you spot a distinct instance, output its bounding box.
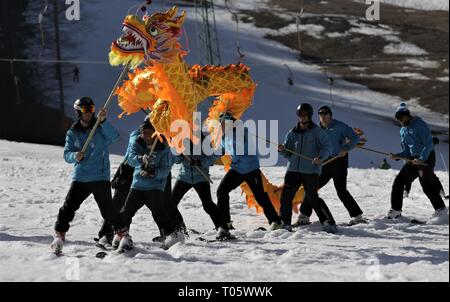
[194,0,221,66]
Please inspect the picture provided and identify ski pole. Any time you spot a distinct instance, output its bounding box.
[182,154,213,184]
[81,62,130,154]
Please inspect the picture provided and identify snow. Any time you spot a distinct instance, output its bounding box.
[381,0,449,11]
[348,20,398,37]
[326,32,350,38]
[0,139,448,281]
[405,59,440,69]
[354,0,449,11]
[437,76,449,82]
[369,73,430,81]
[273,23,325,39]
[383,42,428,55]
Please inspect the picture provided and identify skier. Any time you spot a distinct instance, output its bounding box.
[379,158,391,170]
[216,112,283,237]
[73,67,80,83]
[387,103,447,219]
[112,119,181,251]
[51,97,122,254]
[278,103,337,233]
[403,136,447,199]
[96,118,173,246]
[296,105,368,226]
[170,136,227,235]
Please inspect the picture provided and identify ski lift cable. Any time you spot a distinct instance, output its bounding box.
[1,56,447,66]
[38,0,48,49]
[296,0,304,58]
[224,0,244,61]
[283,63,294,86]
[0,58,109,64]
[279,0,304,88]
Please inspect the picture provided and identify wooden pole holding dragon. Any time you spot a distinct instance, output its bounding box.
[80,62,130,154]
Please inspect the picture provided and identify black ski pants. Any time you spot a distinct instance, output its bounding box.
[391,151,445,211]
[98,173,172,238]
[55,181,122,233]
[217,169,281,225]
[118,188,175,236]
[300,155,363,218]
[280,171,335,225]
[170,180,226,229]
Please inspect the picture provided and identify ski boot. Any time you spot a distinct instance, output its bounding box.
[50,231,66,255]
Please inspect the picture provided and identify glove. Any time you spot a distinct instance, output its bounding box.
[141,153,156,166]
[140,164,155,178]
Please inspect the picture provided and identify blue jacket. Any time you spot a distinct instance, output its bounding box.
[320,119,360,157]
[127,135,174,191]
[64,119,120,182]
[222,127,260,174]
[123,130,141,162]
[175,154,218,184]
[280,122,332,175]
[396,117,433,162]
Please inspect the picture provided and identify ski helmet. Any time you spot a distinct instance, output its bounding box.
[296,103,314,119]
[318,105,332,116]
[140,116,155,132]
[219,111,236,122]
[74,97,95,114]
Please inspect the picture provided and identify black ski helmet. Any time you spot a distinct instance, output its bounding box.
[296,103,313,119]
[140,115,155,132]
[318,105,332,116]
[74,97,95,115]
[219,111,236,122]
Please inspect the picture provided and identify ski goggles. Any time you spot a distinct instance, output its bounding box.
[75,105,95,113]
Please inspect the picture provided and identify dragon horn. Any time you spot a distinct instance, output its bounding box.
[165,10,186,28]
[166,6,178,19]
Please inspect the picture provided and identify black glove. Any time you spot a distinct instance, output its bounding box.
[140,163,155,178]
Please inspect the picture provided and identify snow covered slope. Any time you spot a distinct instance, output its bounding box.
[355,0,449,11]
[55,0,449,170]
[0,140,448,282]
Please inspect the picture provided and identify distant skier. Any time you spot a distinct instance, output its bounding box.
[296,105,368,226]
[216,112,282,238]
[73,67,80,83]
[387,103,447,220]
[379,158,391,170]
[403,136,447,199]
[112,119,181,251]
[51,97,122,254]
[278,103,337,233]
[170,136,227,235]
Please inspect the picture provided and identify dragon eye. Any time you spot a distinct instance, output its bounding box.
[149,27,159,36]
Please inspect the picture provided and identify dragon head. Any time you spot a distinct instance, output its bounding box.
[109,6,186,69]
